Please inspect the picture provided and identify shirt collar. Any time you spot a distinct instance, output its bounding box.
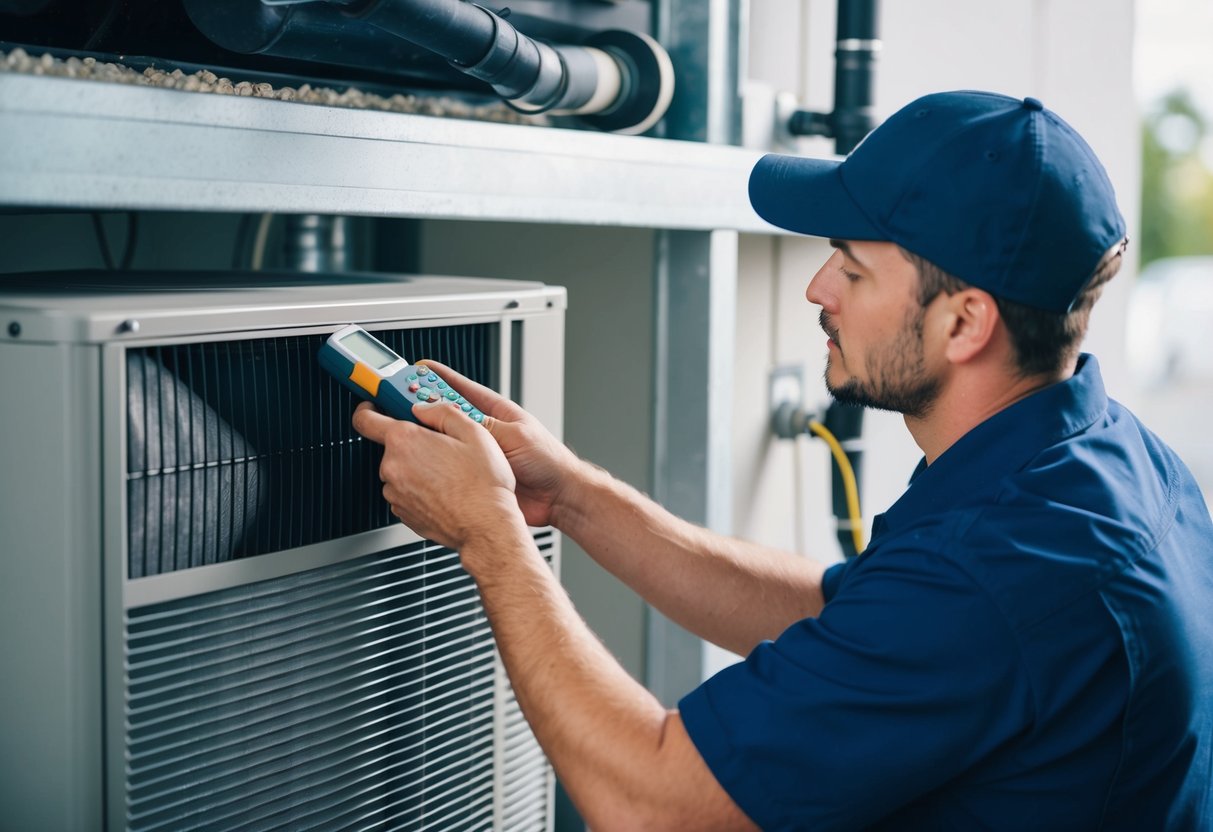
[876,353,1109,539]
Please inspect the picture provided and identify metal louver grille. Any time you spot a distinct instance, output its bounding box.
[500,688,550,831]
[125,533,555,831]
[125,324,495,578]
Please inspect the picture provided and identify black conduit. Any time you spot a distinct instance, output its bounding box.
[788,0,881,155]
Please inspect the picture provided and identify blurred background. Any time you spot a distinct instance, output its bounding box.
[1133,0,1213,504]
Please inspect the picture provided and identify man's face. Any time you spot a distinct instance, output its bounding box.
[806,240,941,419]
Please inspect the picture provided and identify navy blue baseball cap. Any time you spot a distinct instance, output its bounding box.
[749,90,1127,313]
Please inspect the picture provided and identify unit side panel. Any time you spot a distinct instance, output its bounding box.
[519,307,566,443]
[0,341,104,830]
[492,309,562,829]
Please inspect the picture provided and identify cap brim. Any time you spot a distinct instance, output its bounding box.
[748,153,884,240]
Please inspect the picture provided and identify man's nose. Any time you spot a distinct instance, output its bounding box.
[806,253,838,309]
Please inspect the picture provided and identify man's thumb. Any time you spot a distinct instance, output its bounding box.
[413,400,478,436]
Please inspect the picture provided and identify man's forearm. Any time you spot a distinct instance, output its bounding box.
[551,461,826,656]
[460,523,752,831]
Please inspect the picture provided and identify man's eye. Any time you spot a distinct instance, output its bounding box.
[840,266,861,282]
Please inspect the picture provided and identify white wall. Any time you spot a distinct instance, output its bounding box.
[737,0,1141,567]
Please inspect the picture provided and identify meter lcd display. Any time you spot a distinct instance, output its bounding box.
[340,329,400,370]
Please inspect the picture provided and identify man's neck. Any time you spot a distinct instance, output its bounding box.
[906,357,1078,465]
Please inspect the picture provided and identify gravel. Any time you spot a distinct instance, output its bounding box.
[0,46,549,125]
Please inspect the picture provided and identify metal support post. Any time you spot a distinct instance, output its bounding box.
[647,228,738,705]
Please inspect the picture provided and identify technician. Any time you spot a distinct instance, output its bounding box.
[352,90,1213,830]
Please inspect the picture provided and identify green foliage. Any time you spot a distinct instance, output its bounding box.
[1140,88,1213,267]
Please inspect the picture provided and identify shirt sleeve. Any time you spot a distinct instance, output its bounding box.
[679,546,1035,832]
[820,559,853,604]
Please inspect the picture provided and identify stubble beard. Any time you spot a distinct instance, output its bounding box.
[822,307,940,420]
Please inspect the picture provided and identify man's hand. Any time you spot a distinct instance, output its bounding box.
[351,398,524,554]
[413,359,583,528]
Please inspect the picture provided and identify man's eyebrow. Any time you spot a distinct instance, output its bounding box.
[828,238,868,270]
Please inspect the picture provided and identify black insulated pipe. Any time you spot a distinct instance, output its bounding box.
[787,0,880,154]
[351,0,674,132]
[344,0,497,66]
[181,0,674,134]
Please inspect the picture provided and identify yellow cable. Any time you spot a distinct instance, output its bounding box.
[807,420,866,555]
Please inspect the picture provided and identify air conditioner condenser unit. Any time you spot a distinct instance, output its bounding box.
[0,270,566,832]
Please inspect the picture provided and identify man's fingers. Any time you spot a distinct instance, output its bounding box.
[351,401,396,445]
[412,400,483,439]
[416,358,525,421]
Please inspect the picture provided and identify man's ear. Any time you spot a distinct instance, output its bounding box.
[943,288,999,364]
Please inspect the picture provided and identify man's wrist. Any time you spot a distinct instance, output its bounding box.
[549,457,603,535]
[459,494,538,578]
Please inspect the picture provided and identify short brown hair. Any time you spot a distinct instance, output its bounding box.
[901,240,1128,378]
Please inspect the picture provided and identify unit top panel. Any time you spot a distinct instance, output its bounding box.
[0,270,564,343]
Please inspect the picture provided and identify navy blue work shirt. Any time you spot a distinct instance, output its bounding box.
[680,355,1213,831]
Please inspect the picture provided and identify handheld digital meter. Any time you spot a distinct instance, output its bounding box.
[318,324,487,425]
